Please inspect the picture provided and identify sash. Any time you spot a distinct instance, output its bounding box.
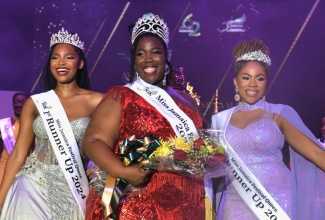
[101,81,204,219]
[212,108,291,220]
[125,79,198,141]
[0,118,16,155]
[31,90,88,218]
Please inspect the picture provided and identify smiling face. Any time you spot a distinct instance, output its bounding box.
[50,43,84,85]
[234,61,268,104]
[12,94,27,117]
[134,36,166,86]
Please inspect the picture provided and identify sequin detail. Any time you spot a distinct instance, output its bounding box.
[17,116,90,220]
[223,108,292,219]
[86,86,205,220]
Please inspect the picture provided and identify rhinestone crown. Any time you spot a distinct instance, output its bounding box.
[50,27,85,51]
[131,13,169,47]
[236,50,271,66]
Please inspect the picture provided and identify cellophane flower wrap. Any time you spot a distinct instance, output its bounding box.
[118,129,228,179]
[144,129,228,178]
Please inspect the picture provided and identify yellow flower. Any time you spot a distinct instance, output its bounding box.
[206,145,214,153]
[150,142,171,157]
[173,137,191,152]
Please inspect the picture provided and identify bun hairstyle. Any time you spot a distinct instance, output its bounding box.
[233,39,271,77]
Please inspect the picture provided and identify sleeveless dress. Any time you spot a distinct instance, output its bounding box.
[212,100,325,219]
[86,86,205,220]
[0,116,90,220]
[222,109,291,219]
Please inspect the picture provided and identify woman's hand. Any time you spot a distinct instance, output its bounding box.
[122,163,152,187]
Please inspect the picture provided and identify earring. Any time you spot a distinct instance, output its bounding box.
[234,88,240,102]
[163,64,169,86]
[136,72,139,81]
[262,96,266,101]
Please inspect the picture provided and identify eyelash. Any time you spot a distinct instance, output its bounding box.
[242,76,265,81]
[136,51,162,56]
[51,56,75,60]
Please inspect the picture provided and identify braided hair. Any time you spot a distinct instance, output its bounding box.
[232,39,271,77]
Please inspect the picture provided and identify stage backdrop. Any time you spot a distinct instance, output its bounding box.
[0,90,23,119]
[0,0,324,137]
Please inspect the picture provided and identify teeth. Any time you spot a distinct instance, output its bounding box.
[144,67,156,73]
[247,90,257,95]
[58,68,68,72]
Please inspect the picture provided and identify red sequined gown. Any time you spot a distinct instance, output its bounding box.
[86,86,205,220]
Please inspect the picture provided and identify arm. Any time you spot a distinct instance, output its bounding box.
[277,115,325,172]
[0,132,3,157]
[81,92,150,186]
[0,98,37,210]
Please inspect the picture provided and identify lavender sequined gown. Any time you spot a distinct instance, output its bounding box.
[0,116,90,220]
[222,109,292,219]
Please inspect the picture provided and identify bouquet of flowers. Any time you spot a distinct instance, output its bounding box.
[118,129,228,178]
[92,130,228,219]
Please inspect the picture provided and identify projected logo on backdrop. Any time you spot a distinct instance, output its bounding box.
[218,14,246,33]
[179,14,201,37]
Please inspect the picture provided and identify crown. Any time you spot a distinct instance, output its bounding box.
[236,50,271,66]
[50,27,85,51]
[131,13,169,46]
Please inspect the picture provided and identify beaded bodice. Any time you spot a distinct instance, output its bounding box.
[222,101,292,219]
[16,116,90,220]
[20,116,90,174]
[32,116,90,165]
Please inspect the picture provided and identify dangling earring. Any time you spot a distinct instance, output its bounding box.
[136,72,139,81]
[234,87,240,102]
[163,64,169,86]
[262,96,266,101]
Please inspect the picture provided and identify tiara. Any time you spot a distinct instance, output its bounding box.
[131,13,169,46]
[236,50,271,66]
[50,27,85,51]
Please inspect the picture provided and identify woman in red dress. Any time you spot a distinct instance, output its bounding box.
[82,13,205,220]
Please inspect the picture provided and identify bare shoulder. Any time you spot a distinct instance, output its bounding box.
[19,97,39,121]
[23,97,38,115]
[89,91,104,104]
[79,89,103,106]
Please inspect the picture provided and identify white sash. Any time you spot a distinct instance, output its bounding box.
[32,90,88,218]
[125,79,198,141]
[212,108,291,220]
[0,118,15,155]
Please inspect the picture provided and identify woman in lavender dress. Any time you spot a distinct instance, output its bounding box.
[211,39,325,220]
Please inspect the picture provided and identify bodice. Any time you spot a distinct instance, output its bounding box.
[105,86,203,152]
[226,112,285,165]
[31,116,90,165]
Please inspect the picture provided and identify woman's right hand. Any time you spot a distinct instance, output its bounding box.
[122,163,152,187]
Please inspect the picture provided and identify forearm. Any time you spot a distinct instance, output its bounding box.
[84,140,127,179]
